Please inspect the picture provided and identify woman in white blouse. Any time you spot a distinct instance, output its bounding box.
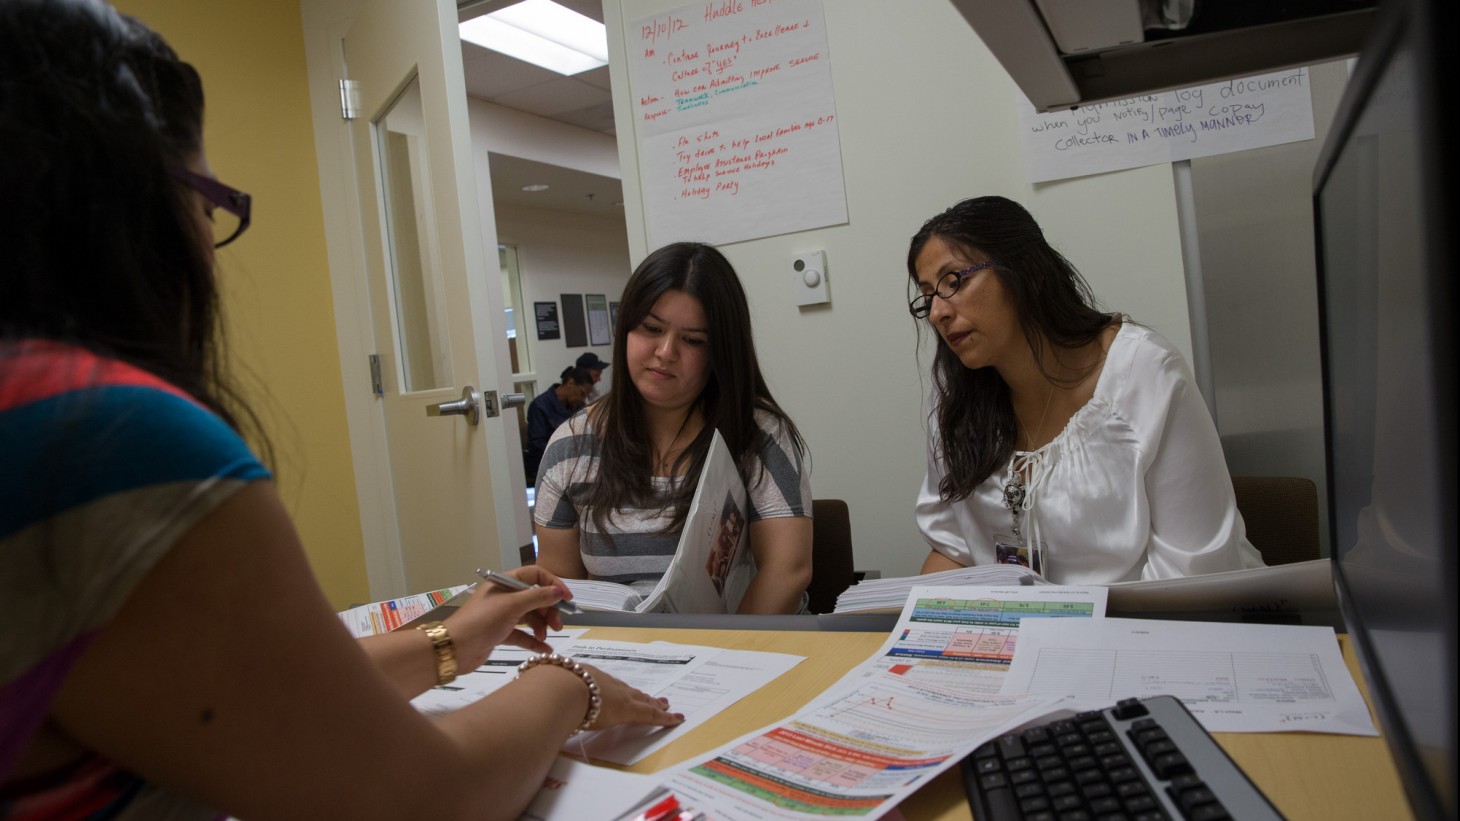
[908,197,1264,583]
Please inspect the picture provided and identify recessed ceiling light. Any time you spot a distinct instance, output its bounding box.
[460,0,608,76]
[522,183,550,192]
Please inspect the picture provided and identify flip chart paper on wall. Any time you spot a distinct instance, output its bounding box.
[1018,68,1316,184]
[629,0,848,247]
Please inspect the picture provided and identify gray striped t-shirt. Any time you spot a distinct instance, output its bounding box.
[533,408,811,595]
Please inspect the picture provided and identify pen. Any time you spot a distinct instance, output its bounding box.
[475,568,581,615]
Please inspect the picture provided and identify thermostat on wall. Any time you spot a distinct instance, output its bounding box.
[791,250,829,307]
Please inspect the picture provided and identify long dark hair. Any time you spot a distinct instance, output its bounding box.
[0,0,262,451]
[586,242,804,534]
[908,196,1115,500]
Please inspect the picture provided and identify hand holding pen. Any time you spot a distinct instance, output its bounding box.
[476,567,581,615]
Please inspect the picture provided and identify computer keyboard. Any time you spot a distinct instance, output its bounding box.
[961,695,1283,821]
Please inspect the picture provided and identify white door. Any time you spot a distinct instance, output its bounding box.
[343,0,528,594]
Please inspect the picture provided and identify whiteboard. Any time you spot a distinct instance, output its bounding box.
[627,0,848,247]
[1018,68,1315,183]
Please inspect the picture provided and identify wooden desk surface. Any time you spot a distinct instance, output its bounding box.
[580,626,1410,821]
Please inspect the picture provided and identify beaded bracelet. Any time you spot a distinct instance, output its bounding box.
[516,653,602,734]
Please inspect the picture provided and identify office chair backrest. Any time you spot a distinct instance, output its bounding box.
[808,498,856,614]
[1231,476,1321,565]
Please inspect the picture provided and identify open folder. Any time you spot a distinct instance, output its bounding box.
[568,429,753,614]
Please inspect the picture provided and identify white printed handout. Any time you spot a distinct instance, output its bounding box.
[519,757,659,821]
[659,671,1062,820]
[410,629,588,716]
[1000,617,1378,735]
[573,646,806,766]
[336,585,470,637]
[836,585,1108,697]
[569,430,755,615]
[830,563,1051,614]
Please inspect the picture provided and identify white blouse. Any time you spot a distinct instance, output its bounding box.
[916,323,1265,583]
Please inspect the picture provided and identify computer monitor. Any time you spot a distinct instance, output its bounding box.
[1312,0,1456,817]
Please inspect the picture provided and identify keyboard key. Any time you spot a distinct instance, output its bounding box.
[1186,804,1231,821]
[1113,697,1149,720]
[1021,795,1052,813]
[1052,793,1084,812]
[1023,725,1052,743]
[1100,753,1133,770]
[1015,782,1045,799]
[1117,781,1151,800]
[1124,794,1158,813]
[1107,765,1140,783]
[980,772,1008,790]
[1048,780,1078,798]
[1151,752,1193,779]
[999,735,1028,759]
[1143,739,1178,759]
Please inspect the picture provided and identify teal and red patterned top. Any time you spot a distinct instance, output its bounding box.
[0,340,268,819]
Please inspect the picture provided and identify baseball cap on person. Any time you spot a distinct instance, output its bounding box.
[576,352,610,371]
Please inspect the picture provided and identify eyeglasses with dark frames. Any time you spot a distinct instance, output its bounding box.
[175,169,252,248]
[908,261,993,318]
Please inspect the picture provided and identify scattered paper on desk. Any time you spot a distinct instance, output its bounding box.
[337,584,470,637]
[519,756,659,821]
[414,635,807,767]
[412,629,588,716]
[831,564,1051,614]
[832,585,1108,697]
[658,669,1063,820]
[1000,617,1378,735]
[571,646,806,765]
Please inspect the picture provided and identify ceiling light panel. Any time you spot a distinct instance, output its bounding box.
[460,0,608,76]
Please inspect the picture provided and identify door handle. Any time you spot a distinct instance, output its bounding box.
[426,385,482,425]
[425,387,527,424]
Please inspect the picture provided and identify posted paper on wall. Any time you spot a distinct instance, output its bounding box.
[1018,68,1315,183]
[629,0,848,247]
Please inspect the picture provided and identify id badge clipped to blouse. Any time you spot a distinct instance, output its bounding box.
[997,474,1044,573]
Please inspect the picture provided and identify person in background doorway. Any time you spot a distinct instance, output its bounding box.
[534,243,814,614]
[906,196,1264,582]
[0,3,680,818]
[575,351,610,404]
[523,366,593,483]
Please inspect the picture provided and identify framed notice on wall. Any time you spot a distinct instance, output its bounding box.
[534,301,560,341]
[560,294,588,348]
[586,294,611,346]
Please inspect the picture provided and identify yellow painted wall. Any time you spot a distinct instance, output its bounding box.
[113,0,370,609]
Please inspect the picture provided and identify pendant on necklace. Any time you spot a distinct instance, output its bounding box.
[1002,476,1026,510]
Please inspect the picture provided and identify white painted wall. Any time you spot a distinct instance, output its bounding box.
[603,1,1195,578]
[494,203,631,399]
[467,99,621,178]
[1191,60,1351,555]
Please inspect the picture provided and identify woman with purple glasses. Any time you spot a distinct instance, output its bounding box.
[907,196,1263,583]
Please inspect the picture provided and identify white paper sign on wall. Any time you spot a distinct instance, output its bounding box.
[1018,68,1316,184]
[628,0,849,248]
